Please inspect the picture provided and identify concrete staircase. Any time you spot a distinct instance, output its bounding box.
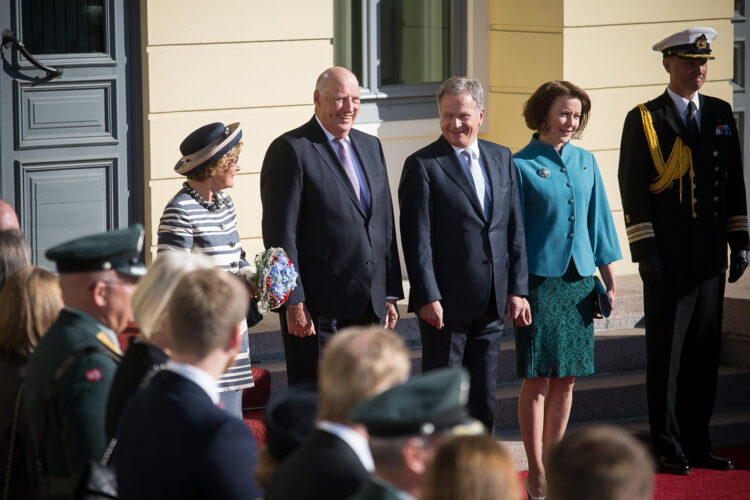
[247,274,750,470]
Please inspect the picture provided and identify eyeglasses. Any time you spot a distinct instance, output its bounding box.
[90,280,137,291]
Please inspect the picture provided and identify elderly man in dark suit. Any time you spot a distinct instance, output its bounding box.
[261,66,403,385]
[399,77,530,431]
[618,27,749,475]
[115,268,261,499]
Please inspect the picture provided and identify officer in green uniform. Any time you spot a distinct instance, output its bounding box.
[348,368,484,500]
[24,225,146,499]
[618,27,749,475]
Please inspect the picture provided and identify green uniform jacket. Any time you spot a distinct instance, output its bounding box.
[618,91,749,274]
[24,308,121,499]
[349,477,416,500]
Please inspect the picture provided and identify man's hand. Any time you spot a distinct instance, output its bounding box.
[419,301,444,330]
[286,302,316,337]
[638,255,664,287]
[384,299,400,329]
[506,294,531,327]
[729,250,749,283]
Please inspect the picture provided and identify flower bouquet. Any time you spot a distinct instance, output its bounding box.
[239,247,298,314]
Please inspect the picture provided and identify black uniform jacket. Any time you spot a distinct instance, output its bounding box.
[618,91,749,275]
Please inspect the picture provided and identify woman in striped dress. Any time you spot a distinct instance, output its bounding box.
[157,122,254,418]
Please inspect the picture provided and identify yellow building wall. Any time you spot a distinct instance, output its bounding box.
[488,0,735,276]
[140,0,333,259]
[140,0,735,279]
[139,0,491,273]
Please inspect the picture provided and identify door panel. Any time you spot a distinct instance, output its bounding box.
[20,159,115,267]
[17,78,117,148]
[0,0,135,267]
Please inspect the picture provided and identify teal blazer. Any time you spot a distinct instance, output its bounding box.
[514,136,621,277]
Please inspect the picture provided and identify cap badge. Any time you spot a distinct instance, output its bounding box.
[224,126,230,136]
[420,422,436,435]
[695,34,708,49]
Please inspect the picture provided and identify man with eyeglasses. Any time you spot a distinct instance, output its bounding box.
[24,224,146,499]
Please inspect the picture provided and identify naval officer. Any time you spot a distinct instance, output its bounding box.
[618,27,749,475]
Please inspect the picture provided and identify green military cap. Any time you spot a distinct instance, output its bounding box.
[350,367,485,438]
[46,224,147,278]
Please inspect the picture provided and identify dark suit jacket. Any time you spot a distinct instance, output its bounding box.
[398,136,528,322]
[265,429,369,500]
[105,340,167,440]
[618,91,749,275]
[115,371,261,500]
[261,117,403,319]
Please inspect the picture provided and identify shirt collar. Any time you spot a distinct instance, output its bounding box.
[666,86,700,117]
[315,115,351,144]
[451,139,480,160]
[166,360,220,404]
[317,420,374,472]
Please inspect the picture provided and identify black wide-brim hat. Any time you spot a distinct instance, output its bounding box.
[265,383,318,461]
[174,122,242,176]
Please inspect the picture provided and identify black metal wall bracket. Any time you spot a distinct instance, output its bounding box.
[2,29,63,78]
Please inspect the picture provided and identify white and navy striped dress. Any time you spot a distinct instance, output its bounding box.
[157,189,254,391]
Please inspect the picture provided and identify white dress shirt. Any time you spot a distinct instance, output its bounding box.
[314,115,371,208]
[667,86,701,132]
[450,140,492,210]
[317,420,375,472]
[166,360,220,405]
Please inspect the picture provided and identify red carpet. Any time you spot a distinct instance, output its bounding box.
[519,447,750,499]
[652,447,750,500]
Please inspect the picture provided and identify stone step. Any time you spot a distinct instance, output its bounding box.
[254,327,647,392]
[492,365,750,432]
[247,283,646,364]
[496,406,750,472]
[249,272,750,368]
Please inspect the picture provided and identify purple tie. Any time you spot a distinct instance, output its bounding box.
[333,138,368,213]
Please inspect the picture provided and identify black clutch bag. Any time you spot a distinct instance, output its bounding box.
[593,276,612,319]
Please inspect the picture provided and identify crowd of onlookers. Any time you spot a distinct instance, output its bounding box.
[0,195,655,500]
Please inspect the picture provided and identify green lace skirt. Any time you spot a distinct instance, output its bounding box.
[515,263,596,378]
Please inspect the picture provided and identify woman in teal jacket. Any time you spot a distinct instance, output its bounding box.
[513,81,622,500]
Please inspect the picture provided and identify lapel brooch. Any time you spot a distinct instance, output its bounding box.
[536,167,551,179]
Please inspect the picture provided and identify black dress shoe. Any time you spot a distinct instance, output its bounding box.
[659,455,692,475]
[689,453,735,471]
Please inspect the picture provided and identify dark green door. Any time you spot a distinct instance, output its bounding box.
[0,0,140,269]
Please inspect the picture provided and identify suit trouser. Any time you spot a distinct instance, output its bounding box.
[279,301,381,386]
[419,300,503,431]
[643,272,724,458]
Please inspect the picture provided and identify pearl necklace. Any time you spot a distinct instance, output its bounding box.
[182,182,227,212]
